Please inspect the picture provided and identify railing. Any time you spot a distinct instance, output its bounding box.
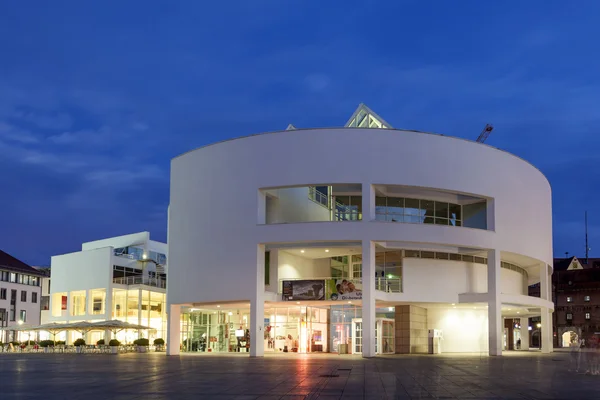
[113,276,166,289]
[308,187,329,208]
[376,278,402,293]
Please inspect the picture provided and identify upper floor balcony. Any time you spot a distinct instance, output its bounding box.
[262,184,489,230]
[113,276,166,289]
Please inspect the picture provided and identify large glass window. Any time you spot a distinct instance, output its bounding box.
[90,289,106,315]
[70,291,86,316]
[375,196,463,227]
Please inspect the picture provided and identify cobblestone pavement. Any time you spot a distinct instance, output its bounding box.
[0,351,598,399]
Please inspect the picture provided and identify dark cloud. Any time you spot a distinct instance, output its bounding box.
[0,1,599,264]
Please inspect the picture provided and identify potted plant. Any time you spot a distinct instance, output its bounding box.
[73,338,86,353]
[153,338,165,352]
[109,339,120,354]
[135,338,149,353]
[10,341,20,352]
[39,340,54,353]
[96,339,105,346]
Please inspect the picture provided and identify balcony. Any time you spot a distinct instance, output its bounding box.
[113,276,166,289]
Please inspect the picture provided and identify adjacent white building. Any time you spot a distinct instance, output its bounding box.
[0,250,44,343]
[166,104,554,357]
[43,232,168,344]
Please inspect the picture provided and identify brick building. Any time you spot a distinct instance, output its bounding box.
[539,256,600,347]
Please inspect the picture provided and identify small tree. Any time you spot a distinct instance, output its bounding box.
[73,338,86,347]
[154,338,165,346]
[108,339,120,347]
[96,339,105,346]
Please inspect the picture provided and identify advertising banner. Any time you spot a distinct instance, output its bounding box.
[282,280,325,301]
[325,278,363,301]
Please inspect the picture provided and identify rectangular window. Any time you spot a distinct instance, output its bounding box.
[264,251,270,286]
[585,313,591,320]
[9,308,15,321]
[0,288,6,300]
[9,273,17,283]
[0,308,5,321]
[584,296,591,302]
[566,296,572,303]
[566,313,573,320]
[19,310,26,323]
[21,290,27,302]
[32,292,38,303]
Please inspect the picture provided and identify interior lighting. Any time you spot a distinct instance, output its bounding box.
[387,274,393,279]
[528,326,532,331]
[217,305,220,308]
[296,301,300,304]
[517,312,520,314]
[18,320,23,325]
[325,249,330,253]
[228,312,233,316]
[388,307,394,312]
[301,250,305,253]
[451,303,455,306]
[536,323,541,328]
[348,301,352,304]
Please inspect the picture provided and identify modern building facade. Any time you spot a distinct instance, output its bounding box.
[0,250,44,342]
[43,232,168,344]
[166,104,555,357]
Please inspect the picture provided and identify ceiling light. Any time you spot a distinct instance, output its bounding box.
[451,303,455,306]
[348,301,352,304]
[228,312,233,316]
[296,302,300,304]
[217,305,220,308]
[300,250,305,253]
[325,249,330,253]
[517,312,520,314]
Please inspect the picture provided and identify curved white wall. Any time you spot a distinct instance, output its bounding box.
[168,128,552,306]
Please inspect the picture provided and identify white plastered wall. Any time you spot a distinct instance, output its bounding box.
[427,307,490,353]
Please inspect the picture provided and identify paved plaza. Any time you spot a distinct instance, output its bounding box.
[1,351,598,399]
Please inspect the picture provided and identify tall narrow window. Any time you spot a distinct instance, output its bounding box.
[32,292,38,303]
[21,290,27,302]
[264,251,270,286]
[585,313,591,320]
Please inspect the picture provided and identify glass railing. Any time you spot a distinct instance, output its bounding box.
[308,187,330,208]
[113,276,166,289]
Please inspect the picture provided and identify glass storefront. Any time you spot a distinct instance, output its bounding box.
[181,305,394,354]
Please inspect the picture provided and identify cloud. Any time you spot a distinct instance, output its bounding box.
[0,121,40,144]
[85,165,166,186]
[10,110,73,130]
[48,126,112,145]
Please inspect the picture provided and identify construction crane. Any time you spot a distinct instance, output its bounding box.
[476,124,494,143]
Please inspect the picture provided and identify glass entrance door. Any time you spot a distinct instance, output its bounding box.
[352,319,362,354]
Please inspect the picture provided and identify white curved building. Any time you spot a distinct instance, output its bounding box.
[166,105,554,357]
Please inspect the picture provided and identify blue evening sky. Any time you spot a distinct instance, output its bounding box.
[0,1,598,265]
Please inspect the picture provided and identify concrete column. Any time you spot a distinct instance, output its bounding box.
[519,317,529,350]
[541,307,552,353]
[362,183,375,222]
[486,198,495,231]
[268,249,279,293]
[362,240,376,357]
[166,304,181,355]
[257,190,266,224]
[540,264,549,301]
[487,249,502,356]
[250,244,265,357]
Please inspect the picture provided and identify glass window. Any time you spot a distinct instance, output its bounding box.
[449,204,462,223]
[567,296,572,303]
[0,288,5,299]
[585,313,591,320]
[21,290,27,302]
[566,313,573,320]
[71,291,86,316]
[10,273,17,283]
[584,296,591,302]
[449,253,461,261]
[265,251,270,286]
[435,202,448,219]
[19,310,26,323]
[435,252,449,260]
[422,200,435,224]
[404,198,420,216]
[90,289,106,314]
[421,251,435,259]
[387,197,404,215]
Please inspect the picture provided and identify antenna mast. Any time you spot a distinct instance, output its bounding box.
[585,211,589,264]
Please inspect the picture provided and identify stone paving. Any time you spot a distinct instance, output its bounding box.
[1,351,599,399]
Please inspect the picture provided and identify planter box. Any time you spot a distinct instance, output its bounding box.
[76,346,83,354]
[43,347,50,353]
[110,346,118,354]
[138,346,147,353]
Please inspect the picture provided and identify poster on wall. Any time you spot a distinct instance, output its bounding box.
[282,280,325,301]
[326,279,362,300]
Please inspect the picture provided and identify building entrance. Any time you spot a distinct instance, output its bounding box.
[351,318,395,355]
